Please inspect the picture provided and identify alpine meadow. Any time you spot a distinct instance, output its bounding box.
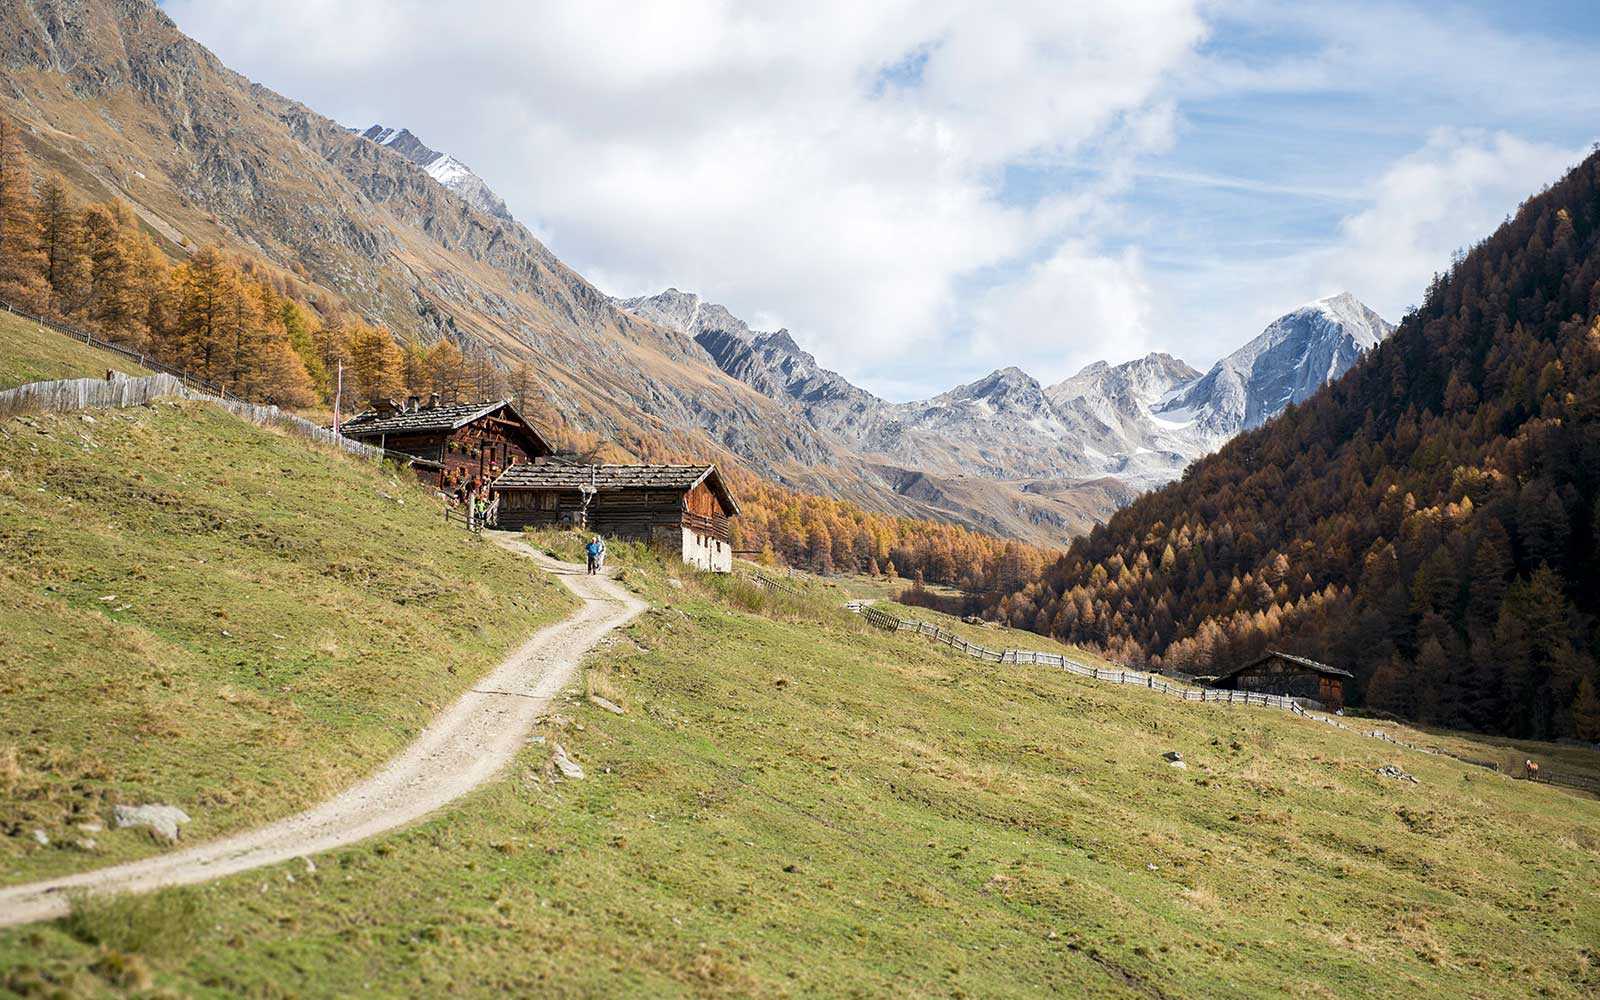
[1,1,1598,998]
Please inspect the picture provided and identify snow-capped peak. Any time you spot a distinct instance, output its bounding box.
[1157,292,1393,438]
[352,123,513,222]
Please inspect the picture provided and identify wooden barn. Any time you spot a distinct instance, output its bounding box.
[1210,651,1352,711]
[338,396,553,492]
[491,463,739,572]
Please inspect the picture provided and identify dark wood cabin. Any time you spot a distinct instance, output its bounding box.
[1210,651,1352,711]
[338,396,553,492]
[491,463,739,572]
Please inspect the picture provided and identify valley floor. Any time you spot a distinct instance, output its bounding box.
[3,536,1597,998]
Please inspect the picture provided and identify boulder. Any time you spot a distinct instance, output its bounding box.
[1375,765,1418,783]
[113,803,192,843]
[552,744,585,780]
[589,695,625,715]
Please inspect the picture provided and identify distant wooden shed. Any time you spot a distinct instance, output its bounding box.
[491,462,739,572]
[338,396,553,492]
[1210,651,1352,711]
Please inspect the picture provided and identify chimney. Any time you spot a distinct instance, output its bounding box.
[426,392,441,410]
[405,394,421,413]
[373,398,400,416]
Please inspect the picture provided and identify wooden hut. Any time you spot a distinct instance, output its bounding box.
[491,463,739,572]
[1210,651,1352,711]
[339,396,553,492]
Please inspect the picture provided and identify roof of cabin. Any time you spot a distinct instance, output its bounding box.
[1216,650,1354,682]
[339,399,551,451]
[491,462,739,515]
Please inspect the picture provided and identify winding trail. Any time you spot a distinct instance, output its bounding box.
[0,532,646,928]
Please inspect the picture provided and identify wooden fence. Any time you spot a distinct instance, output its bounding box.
[0,373,384,463]
[850,604,1308,712]
[751,571,803,598]
[848,603,1600,795]
[3,302,235,399]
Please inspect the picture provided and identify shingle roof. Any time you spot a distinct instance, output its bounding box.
[492,462,739,515]
[339,399,551,452]
[1217,650,1354,682]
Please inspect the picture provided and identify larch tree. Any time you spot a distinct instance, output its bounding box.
[346,323,406,406]
[0,117,47,310]
[37,173,87,314]
[424,339,467,402]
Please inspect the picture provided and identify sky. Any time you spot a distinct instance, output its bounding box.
[163,0,1600,402]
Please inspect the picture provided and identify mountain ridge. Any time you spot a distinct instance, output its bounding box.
[351,124,513,222]
[618,286,1393,493]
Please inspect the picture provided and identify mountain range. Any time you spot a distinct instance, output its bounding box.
[620,288,1393,492]
[0,0,1390,546]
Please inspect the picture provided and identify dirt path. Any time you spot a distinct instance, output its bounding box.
[0,532,646,928]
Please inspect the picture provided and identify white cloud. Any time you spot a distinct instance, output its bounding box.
[1138,129,1586,372]
[159,1,1599,400]
[163,0,1207,397]
[972,243,1157,386]
[1320,129,1583,316]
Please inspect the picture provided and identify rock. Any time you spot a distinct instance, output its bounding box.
[303,857,317,875]
[1169,760,1188,770]
[30,829,48,847]
[113,803,192,843]
[1161,750,1183,762]
[667,577,683,590]
[75,838,97,851]
[78,821,104,834]
[552,744,585,780]
[1375,765,1418,783]
[589,695,625,715]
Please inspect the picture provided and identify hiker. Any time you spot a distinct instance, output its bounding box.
[586,535,606,575]
[475,494,488,526]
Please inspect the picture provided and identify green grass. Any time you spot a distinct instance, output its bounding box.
[0,312,154,390]
[3,554,1597,998]
[0,401,576,885]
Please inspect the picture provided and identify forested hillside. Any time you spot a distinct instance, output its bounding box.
[988,147,1600,741]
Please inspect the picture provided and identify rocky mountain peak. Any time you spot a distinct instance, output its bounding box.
[353,123,513,222]
[1157,292,1393,436]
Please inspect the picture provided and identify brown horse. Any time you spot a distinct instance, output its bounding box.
[1525,759,1541,780]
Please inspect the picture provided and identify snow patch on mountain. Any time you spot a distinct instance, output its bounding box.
[352,124,513,222]
[615,288,1392,498]
[1156,291,1394,448]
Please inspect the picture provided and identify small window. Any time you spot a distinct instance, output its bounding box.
[540,492,558,511]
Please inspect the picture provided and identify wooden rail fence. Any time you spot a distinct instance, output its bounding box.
[850,603,1308,711]
[0,373,384,464]
[750,571,803,598]
[3,302,236,400]
[847,603,1600,795]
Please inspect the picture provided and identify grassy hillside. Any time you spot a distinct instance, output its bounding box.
[0,401,576,885]
[0,312,154,390]
[3,549,1596,998]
